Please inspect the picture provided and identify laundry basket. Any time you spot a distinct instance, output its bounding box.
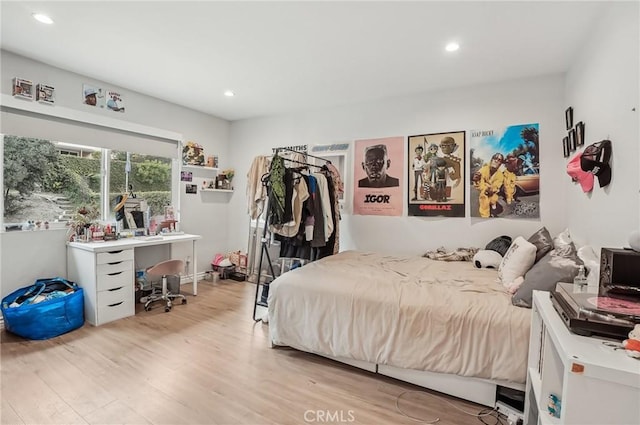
[1,278,84,340]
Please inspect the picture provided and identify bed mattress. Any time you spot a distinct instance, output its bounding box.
[268,250,530,384]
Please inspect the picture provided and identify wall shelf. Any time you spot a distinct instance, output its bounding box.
[201,188,233,193]
[182,164,219,171]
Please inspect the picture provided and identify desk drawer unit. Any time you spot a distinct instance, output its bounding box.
[67,247,135,326]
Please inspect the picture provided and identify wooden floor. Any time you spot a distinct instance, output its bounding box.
[1,280,493,425]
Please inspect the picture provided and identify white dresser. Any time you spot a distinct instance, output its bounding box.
[524,290,640,425]
[67,246,135,325]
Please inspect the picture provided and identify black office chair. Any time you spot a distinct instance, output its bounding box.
[144,259,187,312]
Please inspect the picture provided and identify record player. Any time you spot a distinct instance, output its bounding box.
[550,282,640,340]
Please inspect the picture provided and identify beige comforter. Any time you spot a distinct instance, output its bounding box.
[268,251,530,384]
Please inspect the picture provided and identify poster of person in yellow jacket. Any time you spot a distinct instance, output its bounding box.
[470,123,540,219]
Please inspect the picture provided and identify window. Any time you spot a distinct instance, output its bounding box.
[2,135,175,231]
[108,150,172,220]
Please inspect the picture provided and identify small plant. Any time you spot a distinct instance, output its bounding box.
[222,168,234,180]
[68,205,100,240]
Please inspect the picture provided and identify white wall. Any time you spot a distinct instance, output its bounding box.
[1,51,231,296]
[227,74,569,256]
[564,1,639,253]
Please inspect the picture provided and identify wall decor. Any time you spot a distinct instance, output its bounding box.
[407,131,465,217]
[563,136,570,158]
[565,107,573,130]
[185,184,197,194]
[353,136,403,216]
[180,171,193,182]
[106,90,125,112]
[470,123,540,219]
[569,128,577,151]
[182,141,205,165]
[12,78,34,100]
[576,121,585,146]
[82,84,104,108]
[36,83,55,104]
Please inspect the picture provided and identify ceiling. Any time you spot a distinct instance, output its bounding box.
[1,1,608,122]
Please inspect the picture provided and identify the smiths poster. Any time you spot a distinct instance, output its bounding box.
[469,123,540,219]
[353,137,404,216]
[407,131,465,217]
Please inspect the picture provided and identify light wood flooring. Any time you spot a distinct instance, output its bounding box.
[1,279,496,425]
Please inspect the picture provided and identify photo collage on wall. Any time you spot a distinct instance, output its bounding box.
[353,137,404,216]
[407,131,465,217]
[469,123,540,219]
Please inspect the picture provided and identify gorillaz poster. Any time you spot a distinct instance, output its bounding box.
[469,123,540,219]
[353,136,403,216]
[407,131,465,217]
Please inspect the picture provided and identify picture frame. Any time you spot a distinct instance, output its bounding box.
[563,136,570,158]
[565,107,573,130]
[569,128,577,151]
[575,121,585,146]
[12,78,34,100]
[36,83,55,104]
[164,205,175,220]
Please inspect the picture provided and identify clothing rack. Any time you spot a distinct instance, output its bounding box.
[276,146,332,164]
[252,148,329,321]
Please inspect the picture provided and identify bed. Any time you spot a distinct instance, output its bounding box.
[268,250,530,406]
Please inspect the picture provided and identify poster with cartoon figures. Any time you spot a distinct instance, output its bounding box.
[469,123,540,219]
[353,136,404,216]
[407,131,465,217]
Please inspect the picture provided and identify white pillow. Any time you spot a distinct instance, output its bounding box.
[498,236,537,287]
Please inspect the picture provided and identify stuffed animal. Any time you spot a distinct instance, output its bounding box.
[622,324,640,359]
[473,249,503,269]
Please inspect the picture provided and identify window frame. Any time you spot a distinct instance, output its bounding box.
[0,98,183,232]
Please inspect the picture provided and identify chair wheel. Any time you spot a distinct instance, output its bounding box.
[144,305,151,311]
[165,306,171,312]
[181,299,187,305]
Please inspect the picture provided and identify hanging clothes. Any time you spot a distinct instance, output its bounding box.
[312,172,333,243]
[246,155,270,220]
[267,154,286,226]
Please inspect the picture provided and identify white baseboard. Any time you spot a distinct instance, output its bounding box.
[180,272,207,284]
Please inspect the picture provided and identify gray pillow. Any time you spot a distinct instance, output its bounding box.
[527,227,553,264]
[512,248,584,308]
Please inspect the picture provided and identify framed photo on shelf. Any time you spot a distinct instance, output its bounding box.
[575,121,585,146]
[36,83,55,104]
[569,128,577,151]
[565,107,573,130]
[164,205,176,220]
[563,136,570,158]
[12,78,34,100]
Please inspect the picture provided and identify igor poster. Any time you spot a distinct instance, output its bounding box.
[407,131,465,217]
[353,137,404,216]
[469,123,540,219]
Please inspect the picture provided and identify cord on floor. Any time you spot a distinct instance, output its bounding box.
[394,390,507,424]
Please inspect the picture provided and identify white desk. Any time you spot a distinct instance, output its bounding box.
[67,233,201,326]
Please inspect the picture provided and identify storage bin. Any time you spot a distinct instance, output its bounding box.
[1,278,84,340]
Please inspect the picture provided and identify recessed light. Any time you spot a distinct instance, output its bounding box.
[32,13,54,25]
[445,42,459,52]
[224,90,235,97]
